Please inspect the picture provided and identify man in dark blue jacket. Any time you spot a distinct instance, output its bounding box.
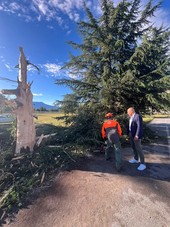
[127,107,146,171]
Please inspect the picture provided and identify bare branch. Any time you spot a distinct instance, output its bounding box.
[27,61,40,72]
[0,77,17,83]
[15,64,19,68]
[1,89,19,96]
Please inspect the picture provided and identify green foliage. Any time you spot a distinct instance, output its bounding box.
[0,124,15,154]
[8,120,17,143]
[0,94,11,113]
[35,107,48,111]
[56,0,170,115]
[36,124,64,136]
[54,94,79,114]
[62,107,103,146]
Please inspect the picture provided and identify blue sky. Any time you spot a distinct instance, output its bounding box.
[0,0,170,105]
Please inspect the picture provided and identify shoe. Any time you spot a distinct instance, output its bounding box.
[137,164,146,171]
[129,158,138,164]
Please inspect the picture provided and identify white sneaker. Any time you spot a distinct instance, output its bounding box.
[129,158,138,164]
[137,164,146,171]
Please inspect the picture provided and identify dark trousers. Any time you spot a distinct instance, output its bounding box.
[129,133,145,164]
[105,140,122,169]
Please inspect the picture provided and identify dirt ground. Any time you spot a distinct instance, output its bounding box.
[2,118,170,227]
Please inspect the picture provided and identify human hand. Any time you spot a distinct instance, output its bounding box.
[134,135,138,140]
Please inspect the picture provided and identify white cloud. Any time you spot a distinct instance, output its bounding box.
[33,93,43,96]
[41,62,82,79]
[27,64,39,73]
[0,1,25,14]
[0,56,5,62]
[4,63,11,70]
[2,61,13,71]
[0,0,169,29]
[9,2,21,11]
[0,0,98,24]
[43,63,61,76]
[31,0,86,23]
[151,8,170,28]
[66,30,71,35]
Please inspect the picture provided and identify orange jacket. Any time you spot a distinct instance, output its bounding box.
[102,119,122,139]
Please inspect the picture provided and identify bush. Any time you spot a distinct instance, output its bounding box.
[63,107,102,146]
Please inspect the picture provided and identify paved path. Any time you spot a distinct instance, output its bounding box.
[147,118,170,155]
[2,118,170,227]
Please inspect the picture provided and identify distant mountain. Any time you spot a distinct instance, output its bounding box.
[33,102,58,110]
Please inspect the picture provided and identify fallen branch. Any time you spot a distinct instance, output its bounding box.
[12,155,24,161]
[63,150,76,162]
[36,133,57,147]
[0,169,4,176]
[31,161,38,168]
[0,210,6,220]
[36,134,44,147]
[40,172,45,184]
[0,186,14,207]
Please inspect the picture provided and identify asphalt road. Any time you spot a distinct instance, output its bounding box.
[147,117,170,147]
[148,118,170,156]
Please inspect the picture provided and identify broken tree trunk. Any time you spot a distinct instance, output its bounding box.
[1,47,36,155]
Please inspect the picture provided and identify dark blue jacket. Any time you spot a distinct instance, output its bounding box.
[127,113,143,139]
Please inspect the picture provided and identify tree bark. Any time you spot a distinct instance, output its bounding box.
[1,47,36,154]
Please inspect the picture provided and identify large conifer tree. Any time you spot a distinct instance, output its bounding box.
[56,0,170,114]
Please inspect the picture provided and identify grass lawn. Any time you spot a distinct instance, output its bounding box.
[34,112,169,124]
[143,113,170,124]
[143,116,154,124]
[34,112,66,127]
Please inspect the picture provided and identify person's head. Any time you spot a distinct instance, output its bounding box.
[105,112,113,119]
[127,107,135,117]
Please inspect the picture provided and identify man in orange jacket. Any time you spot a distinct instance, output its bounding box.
[102,113,122,171]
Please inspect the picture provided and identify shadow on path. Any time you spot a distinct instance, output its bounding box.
[71,148,170,183]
